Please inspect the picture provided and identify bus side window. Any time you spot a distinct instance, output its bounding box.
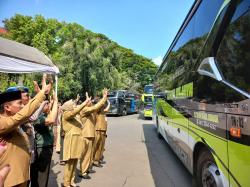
[215,0,250,100]
[195,0,250,104]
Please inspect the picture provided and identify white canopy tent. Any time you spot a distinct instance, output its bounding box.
[0,37,59,94]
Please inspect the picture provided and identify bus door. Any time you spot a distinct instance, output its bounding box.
[130,97,136,113]
[125,97,131,113]
[125,93,135,113]
[155,97,171,141]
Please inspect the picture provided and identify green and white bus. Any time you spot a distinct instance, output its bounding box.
[153,0,250,186]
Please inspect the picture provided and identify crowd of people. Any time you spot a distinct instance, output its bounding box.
[0,74,110,187]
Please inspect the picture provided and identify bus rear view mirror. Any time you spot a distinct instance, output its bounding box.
[197,57,223,81]
[198,57,250,99]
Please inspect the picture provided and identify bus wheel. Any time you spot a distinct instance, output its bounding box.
[156,116,162,139]
[122,108,127,116]
[156,125,163,139]
[196,148,223,187]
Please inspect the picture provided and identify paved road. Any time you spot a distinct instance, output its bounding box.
[48,114,192,187]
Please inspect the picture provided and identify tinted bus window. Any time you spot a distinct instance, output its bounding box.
[144,85,153,94]
[108,91,117,97]
[126,93,135,98]
[144,96,153,103]
[193,0,224,39]
[172,16,194,52]
[156,0,224,98]
[193,0,224,59]
[216,0,250,96]
[118,91,124,97]
[195,0,249,103]
[161,17,195,93]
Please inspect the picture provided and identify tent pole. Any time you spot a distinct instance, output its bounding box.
[55,75,58,97]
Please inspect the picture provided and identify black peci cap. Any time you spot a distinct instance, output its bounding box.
[0,91,22,105]
[6,86,29,93]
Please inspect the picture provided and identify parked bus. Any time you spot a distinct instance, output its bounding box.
[108,90,139,116]
[125,92,140,114]
[107,90,127,115]
[141,93,153,119]
[153,0,250,187]
[141,85,154,119]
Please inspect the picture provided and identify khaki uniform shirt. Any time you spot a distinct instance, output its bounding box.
[62,110,84,161]
[0,91,45,187]
[95,110,108,131]
[80,97,107,138]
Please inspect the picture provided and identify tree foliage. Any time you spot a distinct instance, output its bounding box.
[1,14,158,100]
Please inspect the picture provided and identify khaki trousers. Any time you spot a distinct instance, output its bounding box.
[80,137,94,174]
[64,159,78,186]
[100,133,106,159]
[13,181,28,187]
[93,131,106,162]
[55,125,61,152]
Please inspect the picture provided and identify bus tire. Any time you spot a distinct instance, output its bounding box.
[196,148,223,187]
[156,116,162,139]
[122,108,127,116]
[157,126,163,139]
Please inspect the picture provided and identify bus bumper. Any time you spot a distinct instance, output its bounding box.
[108,107,119,115]
[144,110,152,117]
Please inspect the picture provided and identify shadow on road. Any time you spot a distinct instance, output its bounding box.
[142,123,192,187]
[107,112,139,118]
[48,155,61,187]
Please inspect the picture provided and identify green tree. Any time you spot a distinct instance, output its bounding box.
[1,14,158,100]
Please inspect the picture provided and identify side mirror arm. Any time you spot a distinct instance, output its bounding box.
[198,57,250,99]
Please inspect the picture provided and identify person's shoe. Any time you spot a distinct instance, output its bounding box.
[59,160,66,165]
[87,168,96,174]
[99,160,106,164]
[93,162,103,168]
[70,182,79,187]
[79,173,91,179]
[61,184,71,187]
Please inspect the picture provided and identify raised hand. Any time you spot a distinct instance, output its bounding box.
[87,97,92,104]
[33,81,40,93]
[41,74,52,94]
[85,92,92,104]
[102,88,108,98]
[52,90,58,102]
[85,92,89,100]
[76,94,80,102]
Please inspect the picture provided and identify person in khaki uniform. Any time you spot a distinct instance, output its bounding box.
[0,75,51,187]
[79,90,108,179]
[61,97,91,187]
[0,144,10,186]
[55,102,62,153]
[93,100,110,166]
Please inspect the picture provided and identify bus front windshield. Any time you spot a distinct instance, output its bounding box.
[108,91,117,97]
[144,85,153,94]
[144,96,152,103]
